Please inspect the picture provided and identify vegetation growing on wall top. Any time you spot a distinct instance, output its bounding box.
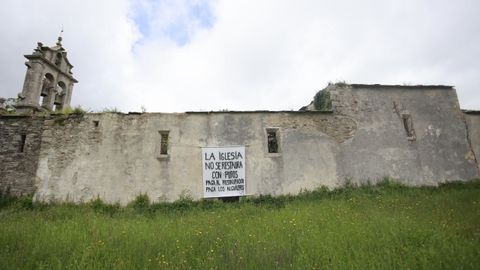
[101,107,120,113]
[57,106,87,116]
[313,90,332,111]
[0,98,18,115]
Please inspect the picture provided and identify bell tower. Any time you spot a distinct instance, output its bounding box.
[16,35,78,113]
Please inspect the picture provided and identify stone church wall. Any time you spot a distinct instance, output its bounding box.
[1,84,478,204]
[31,111,355,204]
[0,116,45,196]
[464,112,480,170]
[328,84,478,184]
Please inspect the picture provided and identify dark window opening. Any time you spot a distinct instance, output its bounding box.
[93,120,99,127]
[41,73,54,95]
[57,81,66,96]
[160,131,169,155]
[267,129,279,153]
[19,134,27,153]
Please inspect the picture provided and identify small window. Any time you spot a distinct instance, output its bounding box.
[19,134,27,153]
[159,131,169,155]
[93,120,99,127]
[266,128,279,153]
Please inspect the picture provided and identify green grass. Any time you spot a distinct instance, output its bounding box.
[0,180,479,269]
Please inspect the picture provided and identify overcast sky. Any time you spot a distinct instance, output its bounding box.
[1,0,479,112]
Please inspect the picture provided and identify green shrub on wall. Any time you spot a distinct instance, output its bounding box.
[0,98,18,115]
[313,90,332,111]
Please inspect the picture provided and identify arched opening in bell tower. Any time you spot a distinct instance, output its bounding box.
[40,73,55,108]
[54,81,67,111]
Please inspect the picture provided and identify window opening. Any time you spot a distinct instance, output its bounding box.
[159,131,169,155]
[19,134,27,153]
[267,129,279,153]
[41,73,54,96]
[40,73,54,108]
[93,120,99,127]
[57,81,66,96]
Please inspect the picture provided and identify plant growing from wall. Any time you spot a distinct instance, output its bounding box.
[53,106,87,125]
[0,98,18,115]
[313,90,332,111]
[58,106,86,116]
[102,107,120,113]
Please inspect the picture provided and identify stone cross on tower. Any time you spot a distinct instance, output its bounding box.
[16,35,78,113]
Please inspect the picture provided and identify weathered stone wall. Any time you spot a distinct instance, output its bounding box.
[464,112,480,171]
[0,116,45,195]
[32,112,354,204]
[327,84,478,184]
[1,84,478,203]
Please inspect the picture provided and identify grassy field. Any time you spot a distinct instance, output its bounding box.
[0,180,479,269]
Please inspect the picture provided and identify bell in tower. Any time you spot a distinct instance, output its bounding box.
[16,35,78,113]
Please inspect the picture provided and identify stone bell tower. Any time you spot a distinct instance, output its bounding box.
[16,36,78,113]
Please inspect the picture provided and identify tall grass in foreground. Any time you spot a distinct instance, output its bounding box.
[0,180,479,269]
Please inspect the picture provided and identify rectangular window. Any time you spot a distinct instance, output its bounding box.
[19,134,27,153]
[159,131,169,155]
[266,128,279,153]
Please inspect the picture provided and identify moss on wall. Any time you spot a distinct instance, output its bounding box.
[313,90,332,111]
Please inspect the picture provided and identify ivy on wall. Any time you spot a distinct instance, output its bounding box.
[313,90,332,111]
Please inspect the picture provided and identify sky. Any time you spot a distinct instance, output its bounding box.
[0,0,479,112]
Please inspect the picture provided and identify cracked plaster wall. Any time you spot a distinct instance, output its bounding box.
[30,112,351,204]
[326,84,478,185]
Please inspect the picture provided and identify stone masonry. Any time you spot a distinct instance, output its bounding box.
[0,116,45,196]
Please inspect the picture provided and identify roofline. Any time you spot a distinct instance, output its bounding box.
[1,110,335,119]
[342,83,453,90]
[82,110,335,115]
[184,110,333,114]
[462,110,480,115]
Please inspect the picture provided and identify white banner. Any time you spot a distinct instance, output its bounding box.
[202,146,246,198]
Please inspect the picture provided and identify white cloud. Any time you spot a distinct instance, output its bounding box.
[0,0,479,112]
